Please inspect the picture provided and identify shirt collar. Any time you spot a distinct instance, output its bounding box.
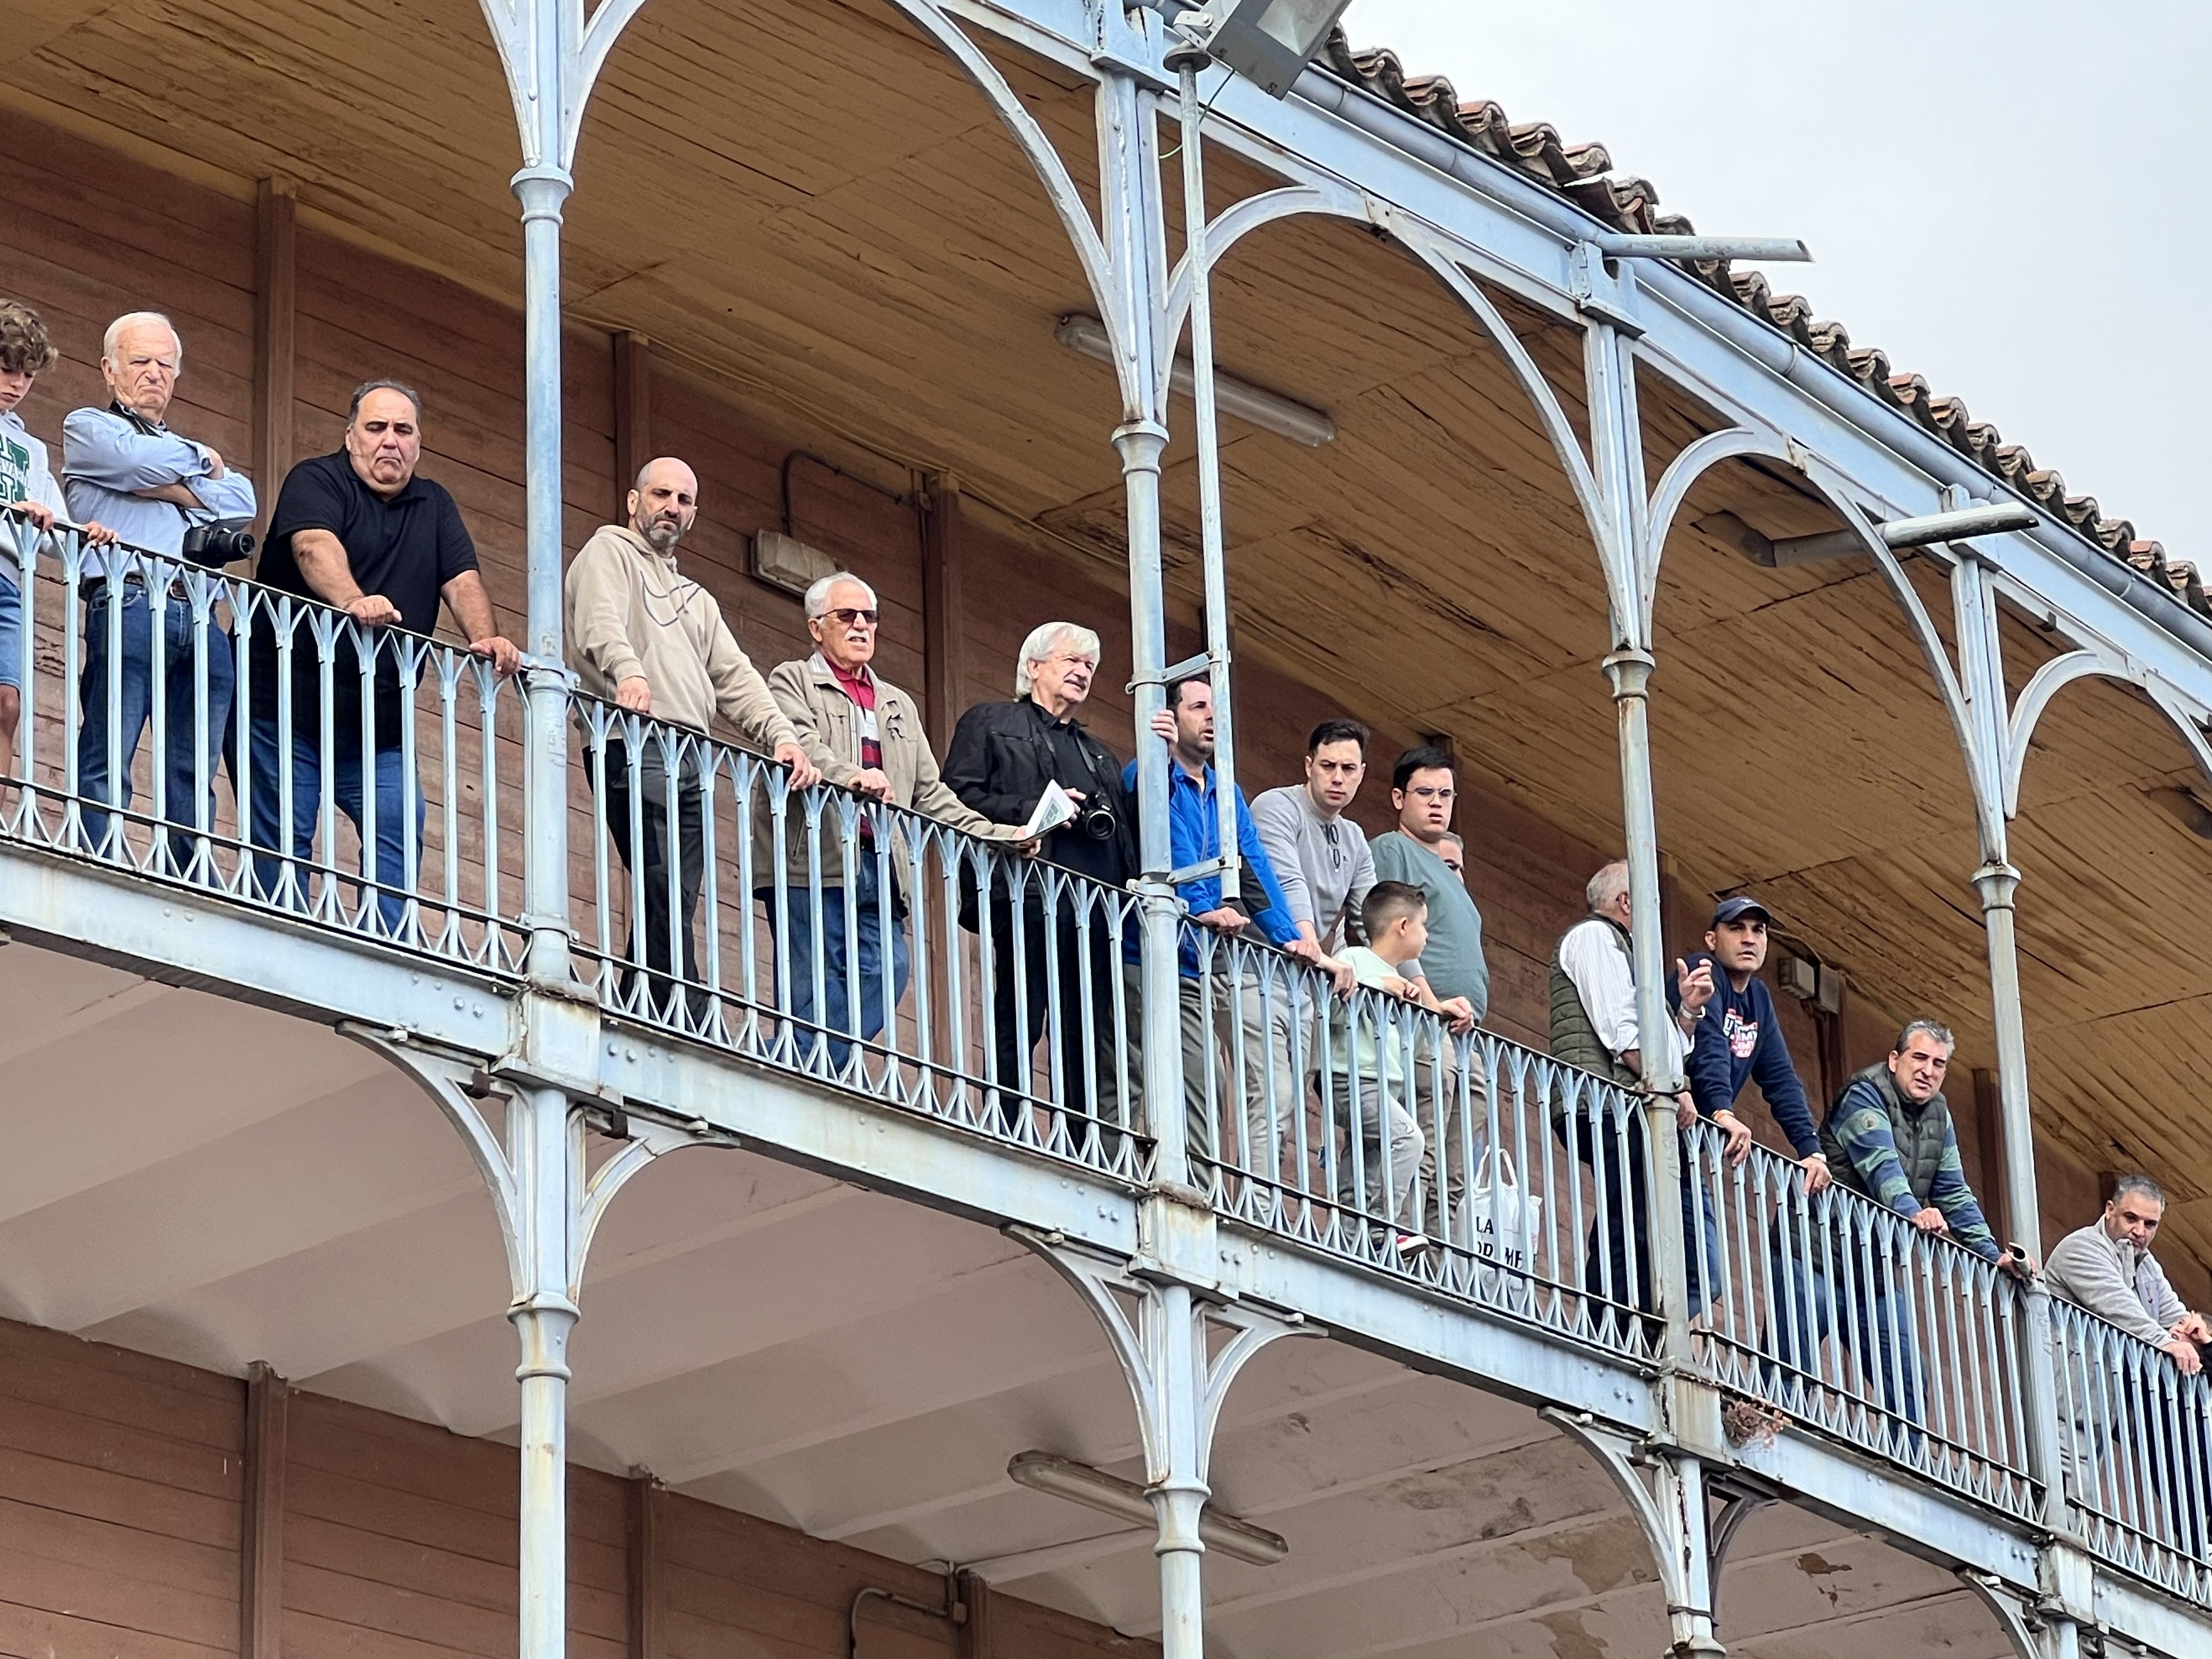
[1023,695,1082,733]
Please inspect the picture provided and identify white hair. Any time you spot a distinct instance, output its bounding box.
[804,571,878,620]
[103,311,181,365]
[1014,622,1101,697]
[1586,859,1630,913]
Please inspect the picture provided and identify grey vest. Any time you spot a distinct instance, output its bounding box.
[1819,1062,1951,1207]
[1548,916,1639,1090]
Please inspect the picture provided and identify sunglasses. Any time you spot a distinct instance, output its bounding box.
[823,607,879,627]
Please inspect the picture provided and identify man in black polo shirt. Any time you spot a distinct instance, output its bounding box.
[246,380,520,934]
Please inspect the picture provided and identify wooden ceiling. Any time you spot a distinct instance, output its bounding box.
[5,0,2207,1255]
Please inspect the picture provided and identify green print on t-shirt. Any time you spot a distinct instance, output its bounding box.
[0,435,30,506]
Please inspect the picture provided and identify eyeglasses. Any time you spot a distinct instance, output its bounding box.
[1322,819,1342,870]
[823,607,879,627]
[1406,785,1455,803]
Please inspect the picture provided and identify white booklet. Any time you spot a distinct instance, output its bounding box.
[1020,780,1081,840]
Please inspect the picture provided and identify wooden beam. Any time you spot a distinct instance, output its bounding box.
[239,1362,289,1659]
[918,470,966,754]
[252,177,297,518]
[613,331,652,524]
[628,1473,664,1659]
[953,1570,990,1659]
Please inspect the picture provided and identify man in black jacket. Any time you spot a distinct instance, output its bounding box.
[943,621,1137,1144]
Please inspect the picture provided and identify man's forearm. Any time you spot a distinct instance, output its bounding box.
[444,571,500,641]
[293,532,365,606]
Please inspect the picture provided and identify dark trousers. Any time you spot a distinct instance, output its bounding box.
[1767,1216,1922,1429]
[1552,1107,1719,1326]
[988,895,1122,1139]
[597,743,708,1025]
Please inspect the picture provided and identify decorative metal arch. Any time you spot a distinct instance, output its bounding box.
[1633,424,2006,856]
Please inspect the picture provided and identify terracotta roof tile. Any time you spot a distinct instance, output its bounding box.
[1319,30,2205,618]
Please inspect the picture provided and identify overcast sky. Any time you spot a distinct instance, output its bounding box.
[1340,2,2209,560]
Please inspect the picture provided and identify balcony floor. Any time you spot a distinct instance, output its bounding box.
[0,934,2016,1659]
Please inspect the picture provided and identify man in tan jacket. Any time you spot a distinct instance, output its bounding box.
[565,457,819,1024]
[768,571,1026,1069]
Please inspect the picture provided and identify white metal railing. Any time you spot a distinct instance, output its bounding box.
[1,520,527,969]
[1184,928,1666,1361]
[1687,1127,2038,1519]
[572,698,1152,1184]
[2051,1295,2212,1602]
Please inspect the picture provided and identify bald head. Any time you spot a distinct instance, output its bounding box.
[629,457,698,552]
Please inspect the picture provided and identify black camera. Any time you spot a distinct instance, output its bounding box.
[1078,798,1118,842]
[182,518,256,566]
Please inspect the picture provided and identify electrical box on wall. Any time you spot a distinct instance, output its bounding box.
[1778,953,1818,1002]
[1815,963,1846,1016]
[751,529,836,600]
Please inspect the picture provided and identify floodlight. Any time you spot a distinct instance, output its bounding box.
[1055,315,1336,446]
[1180,0,1358,98]
[1764,501,2041,567]
[1006,1451,1290,1565]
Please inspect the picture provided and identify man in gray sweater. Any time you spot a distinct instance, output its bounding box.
[2047,1176,2210,1375]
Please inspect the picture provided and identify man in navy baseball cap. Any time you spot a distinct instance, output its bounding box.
[1675,896,1830,1192]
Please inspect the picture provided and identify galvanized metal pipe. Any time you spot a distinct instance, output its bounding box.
[1176,57,1241,905]
[1098,59,1190,1184]
[509,1084,579,1659]
[515,157,575,983]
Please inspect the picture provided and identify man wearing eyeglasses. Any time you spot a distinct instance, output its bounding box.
[767,572,1031,1069]
[566,457,818,1023]
[1369,745,1485,1240]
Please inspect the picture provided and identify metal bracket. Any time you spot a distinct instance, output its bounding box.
[1569,242,1646,337]
[1087,0,1175,89]
[1128,649,1217,691]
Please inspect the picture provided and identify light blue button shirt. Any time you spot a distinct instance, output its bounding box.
[60,406,257,562]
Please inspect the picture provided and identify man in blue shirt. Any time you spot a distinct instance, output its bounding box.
[63,312,258,873]
[1124,676,1327,1187]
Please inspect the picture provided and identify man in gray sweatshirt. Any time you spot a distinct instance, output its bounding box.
[2048,1176,2209,1374]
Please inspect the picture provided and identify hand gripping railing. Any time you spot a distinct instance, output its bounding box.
[2050,1294,2212,1602]
[570,697,1152,1184]
[1685,1125,2038,1519]
[0,520,527,969]
[1180,926,1666,1361]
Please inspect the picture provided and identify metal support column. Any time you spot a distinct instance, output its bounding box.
[516,155,575,984]
[1951,554,2070,1521]
[1094,43,1189,1183]
[1585,303,1694,1367]
[1549,1413,1725,1658]
[510,1082,581,1659]
[1023,1237,1314,1659]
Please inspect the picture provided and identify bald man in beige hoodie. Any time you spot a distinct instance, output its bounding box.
[566,456,818,1022]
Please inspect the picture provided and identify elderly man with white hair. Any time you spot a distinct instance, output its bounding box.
[63,311,258,871]
[943,620,1137,1136]
[765,572,1030,1071]
[566,455,818,1023]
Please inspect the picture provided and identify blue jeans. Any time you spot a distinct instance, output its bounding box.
[783,854,910,1070]
[1553,1107,1720,1329]
[77,587,235,870]
[247,721,421,934]
[0,569,24,693]
[1768,1216,1923,1429]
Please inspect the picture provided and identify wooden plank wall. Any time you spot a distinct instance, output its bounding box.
[0,1317,1156,1659]
[0,101,2188,1291]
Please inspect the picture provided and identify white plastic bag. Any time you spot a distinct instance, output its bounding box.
[1469,1148,1542,1306]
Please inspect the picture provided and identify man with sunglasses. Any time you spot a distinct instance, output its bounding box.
[766,572,1030,1069]
[566,456,817,1023]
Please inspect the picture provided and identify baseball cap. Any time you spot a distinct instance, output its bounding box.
[1711,895,1770,928]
